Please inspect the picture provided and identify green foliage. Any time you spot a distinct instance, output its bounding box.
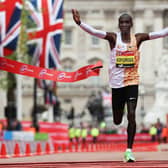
[0,52,17,90]
[0,0,34,92]
[18,0,31,64]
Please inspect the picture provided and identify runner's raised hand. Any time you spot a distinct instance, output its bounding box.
[72,9,81,25]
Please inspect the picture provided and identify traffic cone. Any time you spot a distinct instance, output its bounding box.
[45,142,51,154]
[24,143,32,157]
[81,143,85,152]
[36,143,42,155]
[54,143,59,153]
[75,142,78,152]
[90,143,94,152]
[0,143,9,158]
[85,143,89,152]
[68,142,72,152]
[95,143,99,152]
[13,143,22,157]
[62,143,66,153]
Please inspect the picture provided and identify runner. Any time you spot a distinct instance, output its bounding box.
[72,9,168,162]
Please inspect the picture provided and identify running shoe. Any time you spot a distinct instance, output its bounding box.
[124,151,135,162]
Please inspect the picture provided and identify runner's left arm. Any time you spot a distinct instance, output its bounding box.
[136,27,168,48]
[149,27,168,40]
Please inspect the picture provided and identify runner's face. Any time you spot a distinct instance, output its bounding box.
[119,16,132,33]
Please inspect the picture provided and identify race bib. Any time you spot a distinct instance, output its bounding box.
[116,51,135,68]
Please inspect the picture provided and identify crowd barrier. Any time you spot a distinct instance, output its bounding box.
[0,141,159,159]
[0,120,69,144]
[0,120,159,159]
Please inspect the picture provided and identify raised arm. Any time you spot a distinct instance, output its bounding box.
[136,27,168,48]
[72,9,107,39]
[149,27,168,40]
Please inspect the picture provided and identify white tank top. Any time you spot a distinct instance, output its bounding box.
[109,32,140,88]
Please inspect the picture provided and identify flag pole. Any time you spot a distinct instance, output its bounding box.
[16,75,22,121]
[16,0,28,122]
[32,78,38,127]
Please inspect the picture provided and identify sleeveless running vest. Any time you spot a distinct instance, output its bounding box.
[109,32,140,88]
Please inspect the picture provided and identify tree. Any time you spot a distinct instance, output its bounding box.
[1,0,31,129]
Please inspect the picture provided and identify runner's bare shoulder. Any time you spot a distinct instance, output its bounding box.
[135,33,150,48]
[105,32,116,48]
[105,32,116,41]
[135,33,149,42]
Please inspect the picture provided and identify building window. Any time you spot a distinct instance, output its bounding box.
[91,36,100,46]
[61,57,75,72]
[145,25,153,33]
[163,10,168,49]
[88,58,102,86]
[60,57,75,87]
[90,27,102,47]
[64,29,72,45]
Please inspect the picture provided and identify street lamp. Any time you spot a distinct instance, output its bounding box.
[139,85,145,118]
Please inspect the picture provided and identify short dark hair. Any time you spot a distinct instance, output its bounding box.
[119,13,133,26]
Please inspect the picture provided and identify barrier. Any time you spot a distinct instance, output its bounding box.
[0,120,69,144]
[0,141,159,158]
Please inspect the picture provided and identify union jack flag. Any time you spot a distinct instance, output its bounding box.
[0,0,22,57]
[0,0,63,69]
[0,0,63,105]
[27,0,63,68]
[26,0,64,105]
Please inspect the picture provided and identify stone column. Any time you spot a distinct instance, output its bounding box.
[133,9,144,33]
[144,10,168,125]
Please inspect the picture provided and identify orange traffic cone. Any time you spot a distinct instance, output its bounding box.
[90,143,94,152]
[36,143,42,155]
[62,143,66,153]
[75,142,78,152]
[0,143,9,158]
[13,143,22,157]
[54,143,58,153]
[24,143,32,157]
[81,143,85,152]
[85,143,89,152]
[45,142,51,154]
[68,143,72,152]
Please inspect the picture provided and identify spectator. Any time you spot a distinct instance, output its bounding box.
[149,124,157,142]
[139,123,149,133]
[74,126,81,143]
[12,119,22,131]
[156,118,163,143]
[90,125,100,143]
[161,125,168,143]
[81,126,88,144]
[68,125,75,142]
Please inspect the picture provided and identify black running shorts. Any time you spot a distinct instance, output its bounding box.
[111,85,138,111]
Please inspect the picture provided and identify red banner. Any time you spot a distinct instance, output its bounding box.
[0,57,102,82]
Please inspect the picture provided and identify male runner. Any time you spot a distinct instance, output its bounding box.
[72,9,168,162]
